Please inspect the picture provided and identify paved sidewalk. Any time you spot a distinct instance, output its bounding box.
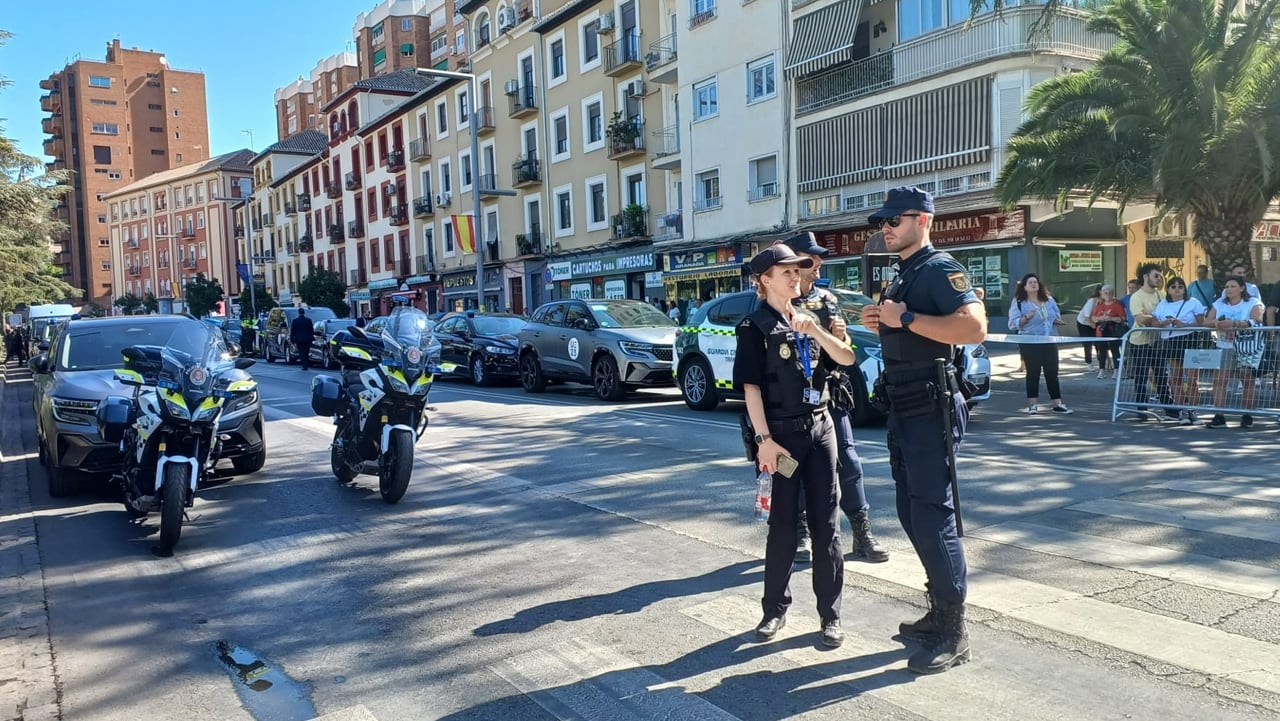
[0,363,61,721]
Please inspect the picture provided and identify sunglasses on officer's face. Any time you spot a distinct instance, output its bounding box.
[874,213,922,229]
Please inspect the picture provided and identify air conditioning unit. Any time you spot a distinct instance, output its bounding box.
[436,192,452,207]
[504,79,519,96]
[597,13,615,33]
[384,182,399,196]
[628,80,647,97]
[497,6,516,31]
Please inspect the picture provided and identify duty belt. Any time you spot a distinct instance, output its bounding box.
[767,408,828,434]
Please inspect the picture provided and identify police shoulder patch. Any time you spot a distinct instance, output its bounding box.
[947,272,971,292]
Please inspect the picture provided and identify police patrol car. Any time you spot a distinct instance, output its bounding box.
[672,288,990,424]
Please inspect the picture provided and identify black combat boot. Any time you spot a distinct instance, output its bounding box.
[897,590,942,641]
[907,602,970,674]
[847,510,889,563]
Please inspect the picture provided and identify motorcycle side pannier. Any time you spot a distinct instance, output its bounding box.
[96,396,133,444]
[311,375,344,416]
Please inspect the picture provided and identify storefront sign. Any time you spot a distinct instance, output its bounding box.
[664,246,740,272]
[570,283,592,299]
[645,271,664,287]
[568,251,655,279]
[604,279,626,299]
[349,290,371,301]
[369,278,399,291]
[443,272,476,291]
[1057,250,1103,272]
[405,275,434,285]
[1253,221,1280,241]
[548,262,572,281]
[816,207,1028,257]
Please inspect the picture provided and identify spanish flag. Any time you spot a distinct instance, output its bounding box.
[452,214,476,254]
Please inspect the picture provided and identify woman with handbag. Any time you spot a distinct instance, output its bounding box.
[1204,276,1265,428]
[1152,277,1207,425]
[1091,285,1127,379]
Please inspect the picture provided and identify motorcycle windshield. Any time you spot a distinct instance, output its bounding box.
[379,307,440,375]
[154,321,223,402]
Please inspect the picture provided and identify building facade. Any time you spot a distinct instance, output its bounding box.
[40,39,211,306]
[103,151,252,314]
[354,0,469,79]
[274,53,360,141]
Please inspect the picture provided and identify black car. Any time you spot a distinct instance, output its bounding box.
[434,311,525,385]
[311,318,360,369]
[262,306,339,363]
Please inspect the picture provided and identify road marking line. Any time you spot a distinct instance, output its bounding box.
[306,704,379,721]
[971,520,1280,600]
[1068,498,1280,546]
[1153,479,1280,504]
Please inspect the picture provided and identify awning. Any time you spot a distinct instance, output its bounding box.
[797,106,882,192]
[785,0,865,78]
[1032,237,1127,247]
[884,77,991,178]
[662,266,743,280]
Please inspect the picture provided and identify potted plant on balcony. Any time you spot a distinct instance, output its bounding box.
[516,233,534,255]
[621,203,648,237]
[606,111,640,153]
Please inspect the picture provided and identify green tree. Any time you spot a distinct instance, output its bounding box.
[995,0,1280,283]
[237,284,276,318]
[183,273,224,318]
[298,268,349,318]
[142,292,159,314]
[0,30,81,312]
[113,293,143,315]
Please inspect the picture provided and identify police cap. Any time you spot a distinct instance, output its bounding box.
[747,243,815,276]
[868,186,935,224]
[781,231,829,257]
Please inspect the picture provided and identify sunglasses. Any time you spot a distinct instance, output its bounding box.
[874,213,922,229]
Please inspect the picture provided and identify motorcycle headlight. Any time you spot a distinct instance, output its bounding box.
[619,341,654,357]
[412,375,433,395]
[383,366,411,393]
[484,344,516,355]
[193,401,223,423]
[164,398,192,420]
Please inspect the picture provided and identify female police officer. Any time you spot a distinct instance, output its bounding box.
[734,243,855,648]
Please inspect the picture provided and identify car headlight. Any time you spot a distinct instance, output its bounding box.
[484,344,515,355]
[223,390,259,416]
[619,341,654,357]
[51,397,98,426]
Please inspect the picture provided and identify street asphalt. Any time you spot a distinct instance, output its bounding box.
[2,344,1279,721]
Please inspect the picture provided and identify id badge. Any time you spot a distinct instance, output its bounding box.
[803,388,822,405]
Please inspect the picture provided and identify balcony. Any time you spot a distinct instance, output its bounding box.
[182,228,197,238]
[387,148,406,172]
[748,182,780,203]
[651,126,680,170]
[43,137,61,155]
[347,220,365,238]
[285,202,297,216]
[485,240,501,263]
[298,234,314,252]
[645,34,678,84]
[653,211,683,242]
[611,208,649,240]
[396,257,413,278]
[694,195,723,212]
[42,116,62,135]
[328,223,345,242]
[688,0,716,29]
[127,238,140,249]
[285,242,296,255]
[39,78,54,90]
[515,228,543,256]
[409,137,431,161]
[325,181,342,199]
[507,84,538,118]
[234,225,245,238]
[511,154,541,188]
[413,195,434,217]
[185,258,198,269]
[477,173,500,199]
[607,119,646,160]
[344,171,361,190]
[40,91,60,112]
[261,214,274,228]
[474,106,496,136]
[604,32,642,77]
[127,265,141,277]
[350,268,368,287]
[388,204,410,226]
[416,255,436,274]
[795,7,1112,115]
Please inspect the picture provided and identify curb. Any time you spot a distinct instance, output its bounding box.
[0,362,62,721]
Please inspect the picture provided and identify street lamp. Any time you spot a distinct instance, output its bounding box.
[413,67,516,312]
[212,195,269,317]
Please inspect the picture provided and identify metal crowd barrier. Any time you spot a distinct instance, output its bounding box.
[1110,326,1280,424]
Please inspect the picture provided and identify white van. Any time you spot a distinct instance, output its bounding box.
[26,304,77,353]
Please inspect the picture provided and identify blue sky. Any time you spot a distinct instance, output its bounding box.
[0,0,376,164]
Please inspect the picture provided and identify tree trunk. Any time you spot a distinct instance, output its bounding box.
[1194,215,1256,287]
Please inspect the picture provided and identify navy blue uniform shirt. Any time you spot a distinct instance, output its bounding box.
[881,246,978,363]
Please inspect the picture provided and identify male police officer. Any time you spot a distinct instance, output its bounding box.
[860,187,986,674]
[784,231,889,564]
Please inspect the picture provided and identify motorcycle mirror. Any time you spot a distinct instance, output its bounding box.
[227,342,242,356]
[28,354,48,375]
[234,357,255,370]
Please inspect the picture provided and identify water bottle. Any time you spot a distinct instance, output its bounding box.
[754,470,773,522]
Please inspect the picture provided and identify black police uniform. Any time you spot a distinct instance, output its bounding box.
[879,245,975,608]
[734,303,844,625]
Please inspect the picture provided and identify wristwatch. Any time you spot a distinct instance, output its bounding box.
[753,433,771,444]
[900,311,916,329]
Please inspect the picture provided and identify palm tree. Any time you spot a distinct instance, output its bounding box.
[995,0,1280,282]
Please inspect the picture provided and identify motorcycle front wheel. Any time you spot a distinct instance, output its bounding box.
[331,425,358,483]
[158,463,189,553]
[379,430,413,504]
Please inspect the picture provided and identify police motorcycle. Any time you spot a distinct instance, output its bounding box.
[311,306,440,504]
[96,322,258,556]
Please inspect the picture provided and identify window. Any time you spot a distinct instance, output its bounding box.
[98,237,110,247]
[400,43,414,57]
[549,37,566,82]
[747,56,776,103]
[695,169,721,211]
[477,13,492,47]
[176,153,182,162]
[147,103,162,110]
[581,19,600,69]
[173,109,180,117]
[89,98,118,106]
[372,48,387,69]
[443,218,455,254]
[456,29,467,54]
[898,0,946,41]
[440,159,452,193]
[691,0,716,19]
[458,90,470,128]
[91,123,119,135]
[554,185,574,236]
[401,17,413,31]
[149,126,163,132]
[97,214,107,224]
[174,131,181,139]
[150,149,166,155]
[372,20,385,43]
[583,97,604,149]
[100,260,112,271]
[552,110,570,161]
[459,150,473,191]
[748,155,779,201]
[586,177,607,230]
[693,79,718,120]
[92,146,111,164]
[197,212,205,228]
[88,75,111,88]
[435,100,449,137]
[431,33,448,54]
[108,170,121,181]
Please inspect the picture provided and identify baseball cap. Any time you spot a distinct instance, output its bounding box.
[747,243,815,275]
[781,231,829,257]
[868,186,935,224]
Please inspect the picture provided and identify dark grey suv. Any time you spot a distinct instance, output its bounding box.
[516,298,676,401]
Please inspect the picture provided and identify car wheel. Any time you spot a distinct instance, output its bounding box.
[37,435,47,467]
[323,345,335,370]
[47,464,77,498]
[470,355,492,387]
[264,342,275,363]
[231,447,267,474]
[593,355,627,402]
[519,352,547,393]
[679,358,719,411]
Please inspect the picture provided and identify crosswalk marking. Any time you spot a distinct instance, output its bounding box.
[1068,498,1280,546]
[307,705,378,721]
[970,521,1280,600]
[1153,478,1280,504]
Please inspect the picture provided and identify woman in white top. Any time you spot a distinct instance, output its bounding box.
[1203,276,1265,428]
[1075,286,1100,370]
[1151,276,1207,425]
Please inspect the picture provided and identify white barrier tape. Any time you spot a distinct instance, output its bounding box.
[984,333,1104,345]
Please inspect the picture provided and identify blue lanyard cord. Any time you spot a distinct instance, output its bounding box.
[798,334,813,380]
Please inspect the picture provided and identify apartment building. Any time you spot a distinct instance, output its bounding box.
[663,0,789,309]
[274,53,360,140]
[40,39,210,306]
[354,0,468,78]
[103,150,252,313]
[785,1,1119,324]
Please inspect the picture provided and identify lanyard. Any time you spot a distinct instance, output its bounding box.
[798,334,813,380]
